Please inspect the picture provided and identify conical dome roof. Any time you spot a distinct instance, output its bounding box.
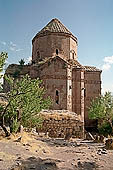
[33,18,77,43]
[38,18,72,34]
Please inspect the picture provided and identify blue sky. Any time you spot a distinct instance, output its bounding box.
[0,0,113,93]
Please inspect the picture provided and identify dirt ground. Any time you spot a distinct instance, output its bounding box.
[0,132,113,170]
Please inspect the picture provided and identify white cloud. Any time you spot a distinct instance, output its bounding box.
[9,41,23,52]
[102,84,113,94]
[26,56,32,64]
[9,46,15,51]
[28,56,32,62]
[102,63,111,71]
[10,41,17,47]
[102,55,113,71]
[104,56,113,64]
[0,41,6,45]
[15,49,23,52]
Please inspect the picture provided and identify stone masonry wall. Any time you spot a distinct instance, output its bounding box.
[70,37,78,60]
[32,34,70,62]
[37,110,84,138]
[84,71,101,128]
[72,69,81,116]
[39,57,67,110]
[32,33,78,63]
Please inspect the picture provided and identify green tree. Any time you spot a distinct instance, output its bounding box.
[12,59,25,78]
[0,53,51,136]
[0,52,8,91]
[19,59,25,66]
[0,74,51,136]
[89,92,113,135]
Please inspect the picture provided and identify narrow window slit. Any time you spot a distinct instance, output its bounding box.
[55,90,59,104]
[56,49,58,55]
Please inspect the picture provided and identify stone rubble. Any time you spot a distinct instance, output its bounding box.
[37,110,83,138]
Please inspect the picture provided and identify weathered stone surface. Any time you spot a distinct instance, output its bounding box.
[36,110,83,138]
[3,18,102,131]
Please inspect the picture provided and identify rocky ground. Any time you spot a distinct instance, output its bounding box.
[0,132,113,170]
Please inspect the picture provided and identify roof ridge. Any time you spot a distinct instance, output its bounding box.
[84,65,97,68]
[52,18,72,33]
[84,65,102,72]
[37,18,73,36]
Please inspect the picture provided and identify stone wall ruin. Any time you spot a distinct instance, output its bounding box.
[37,110,84,138]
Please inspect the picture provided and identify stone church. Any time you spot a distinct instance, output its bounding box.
[4,18,101,129]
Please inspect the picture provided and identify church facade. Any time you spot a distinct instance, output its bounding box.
[4,19,102,129]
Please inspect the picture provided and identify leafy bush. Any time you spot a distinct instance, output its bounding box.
[98,122,112,136]
[0,74,51,136]
[88,92,113,135]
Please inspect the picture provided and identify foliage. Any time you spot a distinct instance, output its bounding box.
[13,59,25,78]
[0,52,8,90]
[0,74,51,134]
[13,69,20,78]
[98,122,112,136]
[0,53,51,136]
[89,92,113,135]
[19,59,25,66]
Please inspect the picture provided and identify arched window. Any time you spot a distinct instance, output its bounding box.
[84,89,86,97]
[55,90,59,104]
[72,53,74,60]
[56,49,58,55]
[37,51,42,61]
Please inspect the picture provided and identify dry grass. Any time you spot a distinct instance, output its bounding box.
[41,112,77,120]
[0,131,52,157]
[0,151,16,160]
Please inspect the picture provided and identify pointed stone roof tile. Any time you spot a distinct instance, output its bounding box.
[38,18,72,35]
[34,56,84,70]
[84,66,102,72]
[68,59,85,69]
[33,18,77,43]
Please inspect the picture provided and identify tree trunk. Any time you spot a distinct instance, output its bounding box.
[111,125,113,135]
[0,116,10,137]
[1,124,10,137]
[109,120,113,135]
